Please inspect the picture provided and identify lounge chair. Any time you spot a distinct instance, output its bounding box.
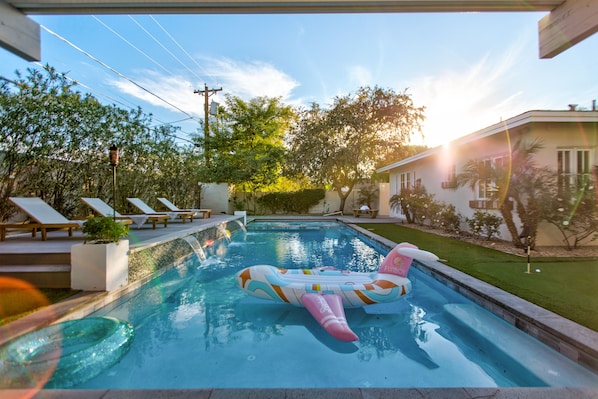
[157,197,212,219]
[127,198,196,223]
[1,197,84,241]
[81,198,168,229]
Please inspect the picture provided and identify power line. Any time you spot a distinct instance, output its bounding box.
[27,62,199,145]
[129,16,204,83]
[150,16,211,80]
[40,24,198,122]
[93,16,175,78]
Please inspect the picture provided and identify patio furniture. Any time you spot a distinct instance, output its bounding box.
[352,208,379,218]
[81,198,168,229]
[1,197,84,241]
[127,198,196,223]
[157,197,212,219]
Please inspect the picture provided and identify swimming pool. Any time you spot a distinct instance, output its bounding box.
[58,221,598,388]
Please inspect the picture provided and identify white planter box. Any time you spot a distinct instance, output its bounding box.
[71,240,129,291]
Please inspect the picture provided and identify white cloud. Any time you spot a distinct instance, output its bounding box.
[108,56,300,117]
[109,70,200,116]
[203,56,299,100]
[408,44,529,147]
[347,65,372,87]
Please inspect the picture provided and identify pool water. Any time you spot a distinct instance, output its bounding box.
[74,221,598,388]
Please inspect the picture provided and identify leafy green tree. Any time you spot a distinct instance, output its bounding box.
[0,66,112,218]
[1,65,202,219]
[196,95,295,209]
[286,86,424,213]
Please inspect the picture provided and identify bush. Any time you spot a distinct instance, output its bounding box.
[257,188,325,214]
[436,204,462,233]
[82,216,129,244]
[389,185,435,225]
[466,210,503,240]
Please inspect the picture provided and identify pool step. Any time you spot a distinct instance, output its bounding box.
[0,264,71,288]
[443,303,598,386]
[0,252,70,266]
[0,251,71,288]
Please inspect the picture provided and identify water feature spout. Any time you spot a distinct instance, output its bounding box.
[182,235,207,262]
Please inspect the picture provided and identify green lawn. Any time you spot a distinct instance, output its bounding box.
[358,223,598,332]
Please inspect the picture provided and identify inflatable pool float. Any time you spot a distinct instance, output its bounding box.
[0,316,134,388]
[237,242,438,342]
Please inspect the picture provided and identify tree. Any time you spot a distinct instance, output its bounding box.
[196,95,295,208]
[286,86,424,212]
[0,66,113,218]
[456,138,546,248]
[0,65,203,219]
[537,167,598,250]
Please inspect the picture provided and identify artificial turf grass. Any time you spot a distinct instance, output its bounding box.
[358,223,598,332]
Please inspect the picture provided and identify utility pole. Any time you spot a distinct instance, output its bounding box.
[194,84,222,167]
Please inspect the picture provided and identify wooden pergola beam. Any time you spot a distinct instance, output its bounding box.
[539,0,598,58]
[0,1,40,61]
[2,0,563,14]
[1,0,597,62]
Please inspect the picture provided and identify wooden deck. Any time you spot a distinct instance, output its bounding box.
[0,214,235,287]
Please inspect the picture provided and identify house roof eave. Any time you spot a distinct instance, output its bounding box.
[377,110,598,173]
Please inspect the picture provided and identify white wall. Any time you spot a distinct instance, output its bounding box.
[200,183,229,214]
[382,120,597,247]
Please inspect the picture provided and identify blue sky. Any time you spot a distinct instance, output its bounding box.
[1,12,597,147]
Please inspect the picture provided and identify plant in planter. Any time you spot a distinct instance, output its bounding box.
[82,216,129,244]
[71,216,130,291]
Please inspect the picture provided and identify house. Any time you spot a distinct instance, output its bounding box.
[377,108,598,247]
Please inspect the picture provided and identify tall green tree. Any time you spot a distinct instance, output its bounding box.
[197,95,295,195]
[286,86,425,212]
[0,65,202,219]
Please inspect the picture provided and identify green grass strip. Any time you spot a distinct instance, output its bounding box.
[358,223,598,331]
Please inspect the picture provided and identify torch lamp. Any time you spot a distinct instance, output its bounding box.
[109,145,119,220]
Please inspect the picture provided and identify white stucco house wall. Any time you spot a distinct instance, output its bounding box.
[377,109,598,247]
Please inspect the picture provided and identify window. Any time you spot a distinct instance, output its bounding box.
[448,163,456,182]
[477,156,507,199]
[477,159,493,199]
[399,172,412,191]
[558,149,592,190]
[441,164,457,189]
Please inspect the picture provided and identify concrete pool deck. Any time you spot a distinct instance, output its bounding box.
[1,215,597,398]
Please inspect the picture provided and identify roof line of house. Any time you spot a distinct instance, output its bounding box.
[377,109,598,173]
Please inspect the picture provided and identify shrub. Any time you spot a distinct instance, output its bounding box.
[466,210,503,240]
[437,204,462,233]
[82,216,129,244]
[257,188,325,214]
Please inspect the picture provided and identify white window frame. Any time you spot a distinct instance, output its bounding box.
[477,156,507,200]
[558,148,593,189]
[399,171,412,191]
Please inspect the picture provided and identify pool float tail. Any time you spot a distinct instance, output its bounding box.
[301,293,358,342]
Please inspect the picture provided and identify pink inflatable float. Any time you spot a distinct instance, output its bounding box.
[237,242,438,342]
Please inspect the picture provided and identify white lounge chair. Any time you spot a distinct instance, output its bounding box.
[81,198,168,229]
[1,197,84,241]
[127,198,196,223]
[157,197,212,219]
